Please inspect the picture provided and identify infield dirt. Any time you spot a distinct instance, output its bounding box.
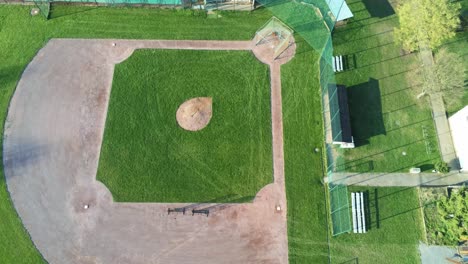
[4,38,295,263]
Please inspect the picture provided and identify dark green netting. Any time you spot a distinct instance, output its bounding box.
[257,0,352,235]
[33,0,51,18]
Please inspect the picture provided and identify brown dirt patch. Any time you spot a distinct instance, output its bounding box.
[176,97,212,131]
[5,39,288,264]
[252,35,296,66]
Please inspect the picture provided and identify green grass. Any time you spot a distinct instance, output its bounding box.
[330,187,425,264]
[0,5,273,262]
[0,3,431,263]
[281,37,330,263]
[440,2,468,116]
[97,49,272,202]
[332,0,441,173]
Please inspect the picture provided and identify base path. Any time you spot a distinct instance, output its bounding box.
[329,171,468,187]
[3,39,294,264]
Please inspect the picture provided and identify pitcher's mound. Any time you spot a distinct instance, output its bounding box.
[176,97,212,131]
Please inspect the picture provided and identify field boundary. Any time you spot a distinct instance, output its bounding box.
[3,38,292,263]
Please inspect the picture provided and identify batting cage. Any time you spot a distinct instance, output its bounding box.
[254,17,294,60]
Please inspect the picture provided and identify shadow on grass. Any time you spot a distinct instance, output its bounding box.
[49,4,99,20]
[350,189,379,230]
[362,0,394,18]
[0,65,24,91]
[347,78,385,147]
[420,164,435,171]
[335,160,374,172]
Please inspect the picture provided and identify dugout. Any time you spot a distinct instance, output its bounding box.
[329,84,354,148]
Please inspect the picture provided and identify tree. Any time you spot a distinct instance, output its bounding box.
[433,48,467,105]
[426,188,468,245]
[435,160,450,173]
[416,48,467,101]
[395,0,461,52]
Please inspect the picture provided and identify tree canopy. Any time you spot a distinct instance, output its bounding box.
[395,0,461,51]
[433,48,467,105]
[425,188,468,245]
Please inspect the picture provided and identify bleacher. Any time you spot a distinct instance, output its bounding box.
[351,192,366,233]
[333,55,344,72]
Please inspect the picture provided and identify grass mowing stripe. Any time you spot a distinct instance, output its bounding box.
[281,37,330,263]
[0,6,272,262]
[97,49,272,202]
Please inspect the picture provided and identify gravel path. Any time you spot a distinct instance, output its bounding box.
[3,39,293,264]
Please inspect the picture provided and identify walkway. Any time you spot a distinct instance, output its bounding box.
[419,44,459,169]
[3,39,294,264]
[419,242,458,264]
[329,171,468,187]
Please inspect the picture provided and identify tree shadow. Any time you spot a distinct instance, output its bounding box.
[362,0,394,18]
[420,164,435,171]
[48,4,99,20]
[0,65,24,92]
[347,78,386,146]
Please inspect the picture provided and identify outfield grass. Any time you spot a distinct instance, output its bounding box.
[330,187,425,264]
[97,49,272,202]
[332,0,440,173]
[0,5,272,262]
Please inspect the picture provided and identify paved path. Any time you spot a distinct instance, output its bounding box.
[329,171,468,187]
[419,242,459,264]
[4,39,292,264]
[419,45,459,169]
[430,93,459,168]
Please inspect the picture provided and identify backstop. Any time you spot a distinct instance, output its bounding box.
[256,0,352,236]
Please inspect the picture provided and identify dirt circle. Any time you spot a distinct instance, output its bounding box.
[176,97,213,131]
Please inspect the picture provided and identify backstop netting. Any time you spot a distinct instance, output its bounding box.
[255,17,294,59]
[33,0,51,18]
[256,0,352,236]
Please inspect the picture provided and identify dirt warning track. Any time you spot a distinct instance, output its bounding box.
[3,39,293,264]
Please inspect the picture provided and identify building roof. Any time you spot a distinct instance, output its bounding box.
[329,84,353,143]
[449,106,468,171]
[325,0,354,21]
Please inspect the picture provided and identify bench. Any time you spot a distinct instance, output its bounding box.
[192,209,209,217]
[167,207,186,215]
[351,192,366,233]
[333,55,343,72]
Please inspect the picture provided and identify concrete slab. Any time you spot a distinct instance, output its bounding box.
[419,242,458,264]
[329,171,468,187]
